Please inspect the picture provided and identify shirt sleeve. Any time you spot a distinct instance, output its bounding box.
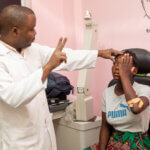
[102,91,106,112]
[55,48,98,71]
[35,43,98,71]
[0,64,45,108]
[136,84,150,103]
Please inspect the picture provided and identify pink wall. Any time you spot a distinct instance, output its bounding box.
[32,0,150,116]
[31,0,82,100]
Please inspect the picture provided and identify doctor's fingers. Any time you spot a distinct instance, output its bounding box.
[110,49,123,56]
[54,52,67,63]
[59,55,67,64]
[109,49,123,62]
[55,37,67,52]
[60,52,67,63]
[109,56,115,63]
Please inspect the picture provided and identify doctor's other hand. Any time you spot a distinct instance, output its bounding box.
[98,49,123,62]
[42,37,67,82]
[48,37,67,69]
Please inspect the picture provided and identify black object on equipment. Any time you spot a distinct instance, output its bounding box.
[46,72,73,112]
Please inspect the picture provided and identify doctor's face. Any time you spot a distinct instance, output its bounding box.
[17,13,36,49]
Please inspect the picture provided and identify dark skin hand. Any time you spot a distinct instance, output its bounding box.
[42,37,67,83]
[98,49,123,62]
[118,53,133,80]
[118,54,149,114]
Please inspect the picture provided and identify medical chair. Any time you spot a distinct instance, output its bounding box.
[108,48,150,137]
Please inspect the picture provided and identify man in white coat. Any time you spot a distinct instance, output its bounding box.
[0,5,122,150]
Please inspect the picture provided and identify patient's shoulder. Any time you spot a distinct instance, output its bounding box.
[133,82,150,97]
[133,82,150,90]
[103,84,116,95]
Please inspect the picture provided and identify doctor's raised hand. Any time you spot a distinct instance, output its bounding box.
[42,37,67,82]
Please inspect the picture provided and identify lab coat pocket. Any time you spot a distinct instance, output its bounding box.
[4,126,39,149]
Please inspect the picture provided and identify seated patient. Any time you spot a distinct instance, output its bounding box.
[99,51,150,150]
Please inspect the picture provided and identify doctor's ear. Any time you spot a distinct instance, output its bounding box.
[131,66,138,75]
[11,27,20,36]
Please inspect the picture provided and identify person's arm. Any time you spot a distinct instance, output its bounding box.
[0,66,44,108]
[37,39,122,72]
[99,112,111,150]
[53,48,122,71]
[0,38,67,108]
[119,54,149,114]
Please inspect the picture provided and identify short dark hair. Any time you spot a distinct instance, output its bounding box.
[115,50,139,68]
[0,5,34,35]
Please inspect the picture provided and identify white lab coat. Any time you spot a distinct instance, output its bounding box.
[0,41,97,150]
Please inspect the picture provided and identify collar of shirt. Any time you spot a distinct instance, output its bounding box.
[0,40,25,57]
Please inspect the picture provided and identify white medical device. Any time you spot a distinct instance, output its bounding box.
[21,0,32,8]
[76,10,98,121]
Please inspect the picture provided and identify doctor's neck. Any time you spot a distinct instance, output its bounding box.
[0,36,23,53]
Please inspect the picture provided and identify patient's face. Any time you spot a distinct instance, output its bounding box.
[112,54,134,81]
[112,55,122,81]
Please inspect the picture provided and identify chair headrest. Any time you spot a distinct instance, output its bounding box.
[124,48,150,74]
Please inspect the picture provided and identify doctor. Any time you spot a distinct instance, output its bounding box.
[0,5,122,150]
